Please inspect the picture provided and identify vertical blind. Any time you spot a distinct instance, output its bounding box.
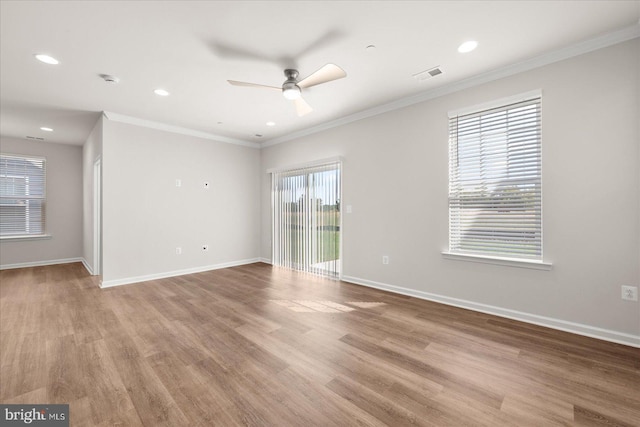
[448,96,542,259]
[0,154,47,237]
[272,161,341,278]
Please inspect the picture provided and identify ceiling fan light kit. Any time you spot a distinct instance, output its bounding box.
[282,87,301,100]
[282,69,302,100]
[228,63,346,117]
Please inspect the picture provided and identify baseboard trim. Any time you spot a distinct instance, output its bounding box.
[0,257,84,270]
[81,258,94,275]
[100,258,262,288]
[341,275,640,348]
[259,257,272,264]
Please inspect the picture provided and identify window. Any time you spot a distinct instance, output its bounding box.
[0,154,46,238]
[271,160,341,278]
[448,94,541,260]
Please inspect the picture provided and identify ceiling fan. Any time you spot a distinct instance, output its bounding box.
[227,64,346,117]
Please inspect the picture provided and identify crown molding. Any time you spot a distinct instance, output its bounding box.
[261,23,640,148]
[103,111,259,148]
[101,23,639,150]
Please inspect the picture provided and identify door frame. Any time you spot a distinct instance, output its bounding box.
[93,157,102,276]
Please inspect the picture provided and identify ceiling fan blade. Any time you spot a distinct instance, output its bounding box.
[297,64,346,89]
[227,80,280,91]
[294,97,313,117]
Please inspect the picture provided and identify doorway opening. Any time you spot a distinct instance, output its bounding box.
[271,160,341,278]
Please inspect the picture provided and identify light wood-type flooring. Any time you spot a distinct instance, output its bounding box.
[1,262,639,426]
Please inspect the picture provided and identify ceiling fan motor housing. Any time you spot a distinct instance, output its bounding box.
[284,69,299,81]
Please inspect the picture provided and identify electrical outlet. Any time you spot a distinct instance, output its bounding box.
[175,247,182,255]
[621,286,638,301]
[382,255,389,265]
[202,244,209,252]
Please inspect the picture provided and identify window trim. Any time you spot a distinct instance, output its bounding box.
[0,234,52,242]
[447,90,546,263]
[0,153,47,239]
[441,251,552,270]
[448,90,542,118]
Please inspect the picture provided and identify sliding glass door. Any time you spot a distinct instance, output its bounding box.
[272,161,341,278]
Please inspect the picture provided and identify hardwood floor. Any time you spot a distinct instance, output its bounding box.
[1,262,639,426]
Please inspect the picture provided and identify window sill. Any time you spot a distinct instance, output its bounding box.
[442,251,552,270]
[0,234,52,242]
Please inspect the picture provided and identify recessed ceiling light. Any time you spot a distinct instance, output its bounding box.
[34,54,59,65]
[266,121,276,127]
[458,41,478,53]
[154,88,170,96]
[40,127,53,132]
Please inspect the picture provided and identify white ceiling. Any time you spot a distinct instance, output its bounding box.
[1,1,639,146]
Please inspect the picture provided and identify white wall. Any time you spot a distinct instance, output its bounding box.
[260,39,640,341]
[82,116,103,274]
[101,119,261,286]
[0,137,83,267]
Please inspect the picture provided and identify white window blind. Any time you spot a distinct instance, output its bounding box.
[272,161,341,278]
[0,154,46,237]
[448,96,542,260]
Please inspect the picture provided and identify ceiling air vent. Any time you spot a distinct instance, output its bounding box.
[413,66,443,82]
[25,136,45,141]
[100,74,120,84]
